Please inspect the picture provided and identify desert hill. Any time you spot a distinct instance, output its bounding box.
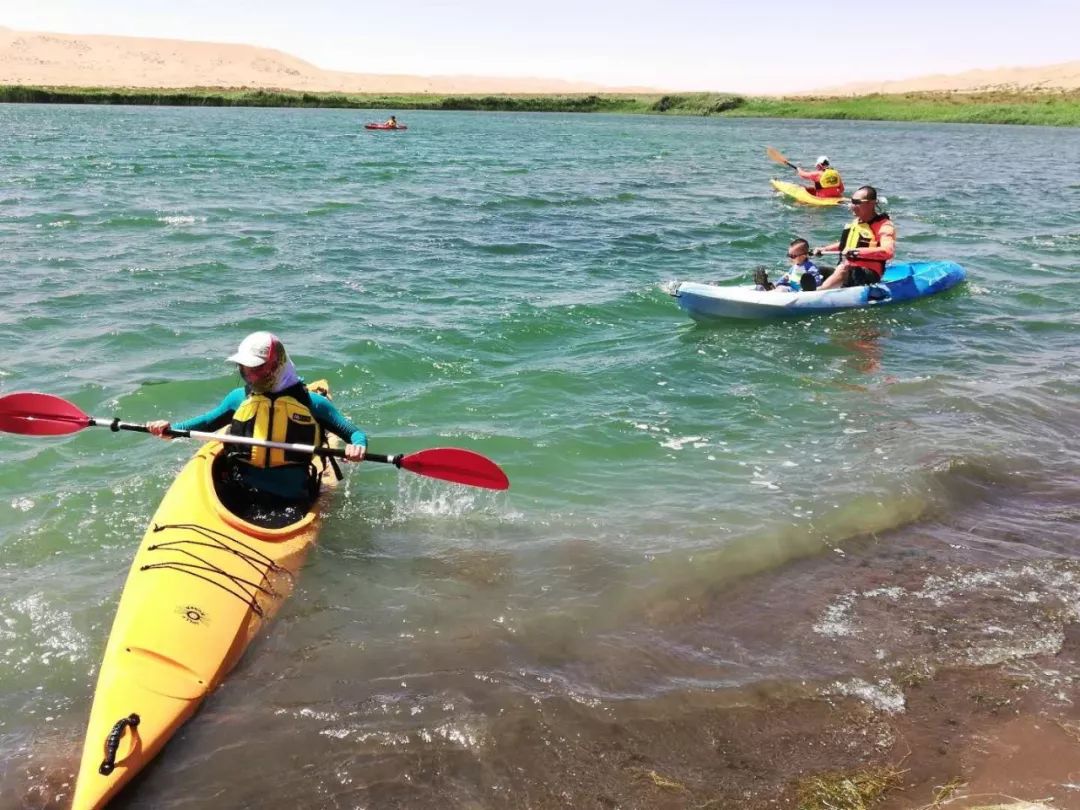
[803,61,1080,96]
[3,26,1078,97]
[0,26,656,94]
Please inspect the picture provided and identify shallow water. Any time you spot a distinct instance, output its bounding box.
[1,106,1079,808]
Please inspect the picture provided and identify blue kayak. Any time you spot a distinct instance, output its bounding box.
[667,261,966,321]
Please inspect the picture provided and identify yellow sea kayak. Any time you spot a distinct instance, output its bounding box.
[770,178,844,207]
[72,380,340,810]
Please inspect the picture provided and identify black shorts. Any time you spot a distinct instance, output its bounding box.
[843,266,883,287]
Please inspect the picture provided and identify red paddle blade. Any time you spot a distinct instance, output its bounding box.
[0,392,92,436]
[399,447,510,490]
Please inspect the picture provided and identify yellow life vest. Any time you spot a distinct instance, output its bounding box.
[840,214,891,275]
[817,167,842,189]
[229,383,322,469]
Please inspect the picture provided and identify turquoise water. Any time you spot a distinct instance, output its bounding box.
[2,106,1080,807]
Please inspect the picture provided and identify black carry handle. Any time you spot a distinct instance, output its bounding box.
[99,713,140,775]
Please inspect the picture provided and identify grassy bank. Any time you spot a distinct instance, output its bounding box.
[0,85,737,114]
[1,85,1078,126]
[728,90,1080,127]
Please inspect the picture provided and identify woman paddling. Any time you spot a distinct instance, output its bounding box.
[147,332,367,505]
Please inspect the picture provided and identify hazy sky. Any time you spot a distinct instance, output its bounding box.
[3,1,1077,93]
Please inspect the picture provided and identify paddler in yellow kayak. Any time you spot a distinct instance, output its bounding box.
[147,331,367,506]
[796,156,845,199]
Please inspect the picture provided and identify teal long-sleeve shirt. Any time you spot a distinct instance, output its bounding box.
[174,385,367,500]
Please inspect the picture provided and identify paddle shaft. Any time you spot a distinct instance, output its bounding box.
[87,417,395,464]
[0,391,509,488]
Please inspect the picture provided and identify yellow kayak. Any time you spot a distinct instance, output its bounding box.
[770,178,844,207]
[72,380,340,810]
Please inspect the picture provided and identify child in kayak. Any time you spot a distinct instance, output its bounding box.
[146,332,367,504]
[385,115,399,128]
[753,238,825,292]
[776,238,824,291]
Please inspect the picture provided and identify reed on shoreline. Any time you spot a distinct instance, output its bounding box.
[729,90,1080,127]
[2,85,1077,126]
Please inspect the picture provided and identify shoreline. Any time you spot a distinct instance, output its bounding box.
[2,85,1079,126]
[1,97,1077,810]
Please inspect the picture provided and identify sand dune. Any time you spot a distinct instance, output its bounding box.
[0,26,658,94]
[3,26,1077,97]
[802,61,1080,96]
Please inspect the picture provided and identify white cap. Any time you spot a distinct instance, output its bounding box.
[816,156,830,167]
[227,331,281,367]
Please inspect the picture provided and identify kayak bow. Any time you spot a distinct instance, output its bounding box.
[770,178,844,207]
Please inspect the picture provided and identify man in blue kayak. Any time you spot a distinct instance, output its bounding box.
[814,186,896,289]
[147,332,367,503]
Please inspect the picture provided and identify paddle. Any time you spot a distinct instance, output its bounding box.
[0,392,509,491]
[766,146,798,171]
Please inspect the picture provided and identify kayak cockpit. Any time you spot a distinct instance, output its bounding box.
[210,451,315,530]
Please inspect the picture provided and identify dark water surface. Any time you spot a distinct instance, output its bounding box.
[1,106,1079,808]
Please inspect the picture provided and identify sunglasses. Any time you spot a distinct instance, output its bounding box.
[849,198,874,205]
[788,250,808,259]
[239,361,275,382]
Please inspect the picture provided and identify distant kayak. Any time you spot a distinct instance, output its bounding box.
[770,178,843,207]
[364,123,408,131]
[667,261,966,321]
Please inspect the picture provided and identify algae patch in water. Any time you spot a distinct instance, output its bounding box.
[794,764,905,809]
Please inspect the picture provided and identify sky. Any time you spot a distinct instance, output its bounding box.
[2,0,1078,93]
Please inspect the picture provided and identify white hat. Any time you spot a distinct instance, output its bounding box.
[227,331,282,367]
[816,156,830,167]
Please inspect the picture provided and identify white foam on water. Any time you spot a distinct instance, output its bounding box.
[660,435,706,450]
[3,593,87,672]
[392,475,516,522]
[813,591,858,638]
[824,561,1080,677]
[157,214,204,225]
[826,677,906,714]
[750,479,780,490]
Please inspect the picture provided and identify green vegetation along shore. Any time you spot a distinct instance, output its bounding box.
[2,85,1078,126]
